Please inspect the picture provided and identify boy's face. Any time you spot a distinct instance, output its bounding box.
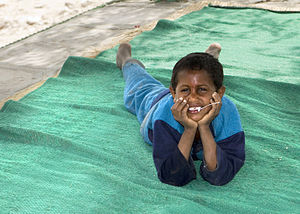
[170,69,225,122]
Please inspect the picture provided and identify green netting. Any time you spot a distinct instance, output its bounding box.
[1,6,300,214]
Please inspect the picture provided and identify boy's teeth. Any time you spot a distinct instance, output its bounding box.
[188,107,201,112]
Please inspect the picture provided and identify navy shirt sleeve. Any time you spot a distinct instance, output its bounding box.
[200,131,245,186]
[152,120,196,186]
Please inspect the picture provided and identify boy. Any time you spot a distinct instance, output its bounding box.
[116,42,245,186]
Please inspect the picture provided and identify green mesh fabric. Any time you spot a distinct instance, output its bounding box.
[1,6,299,213]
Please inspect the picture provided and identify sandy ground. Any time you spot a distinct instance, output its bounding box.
[0,0,114,48]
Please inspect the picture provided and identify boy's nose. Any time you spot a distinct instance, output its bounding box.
[187,91,198,101]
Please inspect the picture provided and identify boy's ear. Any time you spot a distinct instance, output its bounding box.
[169,86,176,99]
[217,86,226,98]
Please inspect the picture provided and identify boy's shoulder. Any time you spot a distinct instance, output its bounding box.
[212,95,243,142]
[152,94,184,134]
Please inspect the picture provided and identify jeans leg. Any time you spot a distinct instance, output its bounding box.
[122,60,166,124]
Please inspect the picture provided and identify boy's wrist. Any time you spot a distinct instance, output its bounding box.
[198,124,211,133]
[182,120,198,131]
[184,125,197,133]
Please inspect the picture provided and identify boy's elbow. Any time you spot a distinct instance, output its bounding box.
[157,170,196,187]
[202,159,245,186]
[157,165,196,187]
[205,177,231,186]
[202,171,236,186]
[154,154,197,186]
[159,177,187,187]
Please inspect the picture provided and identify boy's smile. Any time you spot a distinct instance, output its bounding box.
[170,69,220,122]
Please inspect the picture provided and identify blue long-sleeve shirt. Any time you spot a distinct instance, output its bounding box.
[140,89,245,186]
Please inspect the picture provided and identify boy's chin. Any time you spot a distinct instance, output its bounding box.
[187,112,205,122]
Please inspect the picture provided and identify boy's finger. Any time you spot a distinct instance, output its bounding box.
[172,97,183,109]
[212,94,222,111]
[208,99,217,114]
[174,97,184,110]
[211,98,222,117]
[213,92,221,102]
[182,103,189,114]
[178,99,188,112]
[217,102,222,112]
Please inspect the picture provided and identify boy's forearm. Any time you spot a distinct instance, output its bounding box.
[198,125,217,171]
[177,127,197,161]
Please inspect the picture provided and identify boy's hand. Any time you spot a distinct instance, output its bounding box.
[171,97,197,130]
[198,92,222,127]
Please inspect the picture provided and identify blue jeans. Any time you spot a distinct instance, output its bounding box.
[122,60,167,124]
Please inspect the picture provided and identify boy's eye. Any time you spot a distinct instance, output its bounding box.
[181,88,189,92]
[198,88,207,93]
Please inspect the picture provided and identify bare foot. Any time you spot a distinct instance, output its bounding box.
[116,43,132,69]
[205,42,221,59]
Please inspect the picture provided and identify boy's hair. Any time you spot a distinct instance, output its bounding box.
[171,52,223,91]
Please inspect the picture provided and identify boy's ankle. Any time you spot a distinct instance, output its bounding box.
[123,58,145,70]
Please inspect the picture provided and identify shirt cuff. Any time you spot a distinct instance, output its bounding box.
[201,145,223,175]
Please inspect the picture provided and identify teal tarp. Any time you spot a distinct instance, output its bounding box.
[1,6,299,213]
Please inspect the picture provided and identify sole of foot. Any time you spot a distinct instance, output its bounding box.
[205,42,221,59]
[116,43,132,69]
